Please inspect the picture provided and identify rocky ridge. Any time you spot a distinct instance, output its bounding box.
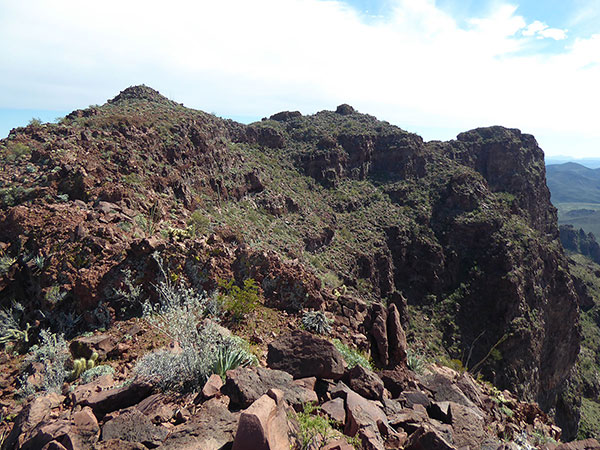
[0,86,588,445]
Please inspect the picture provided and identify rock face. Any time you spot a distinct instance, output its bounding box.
[0,87,583,436]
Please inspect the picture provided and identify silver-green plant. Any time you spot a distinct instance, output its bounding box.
[134,253,255,392]
[0,302,31,348]
[0,255,16,274]
[21,329,69,394]
[302,310,332,335]
[332,339,372,370]
[406,349,425,374]
[79,364,115,384]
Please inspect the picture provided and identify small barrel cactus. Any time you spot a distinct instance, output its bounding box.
[302,310,332,335]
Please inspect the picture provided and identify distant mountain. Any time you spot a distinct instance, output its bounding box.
[546,162,600,203]
[546,157,600,169]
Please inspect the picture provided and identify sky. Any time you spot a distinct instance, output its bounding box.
[1,0,599,158]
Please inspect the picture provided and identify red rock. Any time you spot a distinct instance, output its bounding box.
[267,330,346,380]
[555,439,600,450]
[232,393,291,450]
[72,406,100,440]
[404,425,457,450]
[346,364,384,400]
[321,398,346,424]
[202,373,224,399]
[82,379,153,417]
[386,303,407,367]
[322,438,355,450]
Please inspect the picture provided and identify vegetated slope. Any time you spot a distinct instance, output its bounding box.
[0,86,582,436]
[562,250,600,440]
[547,162,600,204]
[546,162,600,237]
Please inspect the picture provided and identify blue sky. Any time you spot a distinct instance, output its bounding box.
[1,0,599,158]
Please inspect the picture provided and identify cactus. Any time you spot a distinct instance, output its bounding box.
[68,352,100,381]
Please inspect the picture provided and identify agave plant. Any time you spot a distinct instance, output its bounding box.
[212,344,257,379]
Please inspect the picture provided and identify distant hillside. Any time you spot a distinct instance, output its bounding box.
[546,162,600,203]
[546,157,600,169]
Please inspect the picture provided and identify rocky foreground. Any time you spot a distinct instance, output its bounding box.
[3,326,596,450]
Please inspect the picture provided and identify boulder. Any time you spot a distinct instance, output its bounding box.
[448,401,488,449]
[135,394,176,424]
[404,425,457,450]
[2,393,65,450]
[202,374,224,399]
[321,398,346,424]
[82,379,153,417]
[101,408,168,447]
[232,390,291,450]
[346,365,384,400]
[267,330,345,379]
[223,366,317,409]
[157,397,238,450]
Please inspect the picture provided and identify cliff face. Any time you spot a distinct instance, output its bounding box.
[0,86,581,436]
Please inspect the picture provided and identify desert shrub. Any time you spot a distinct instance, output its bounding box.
[187,209,211,236]
[79,364,116,384]
[332,339,372,370]
[20,330,69,395]
[0,255,16,274]
[0,303,31,349]
[218,278,260,322]
[302,310,332,335]
[134,253,257,391]
[294,403,335,450]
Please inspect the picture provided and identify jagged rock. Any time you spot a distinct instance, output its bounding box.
[81,379,154,417]
[267,330,345,379]
[134,394,176,424]
[70,334,116,359]
[232,390,291,450]
[321,398,346,423]
[202,374,224,399]
[401,390,431,409]
[346,364,384,400]
[72,407,100,443]
[404,425,457,450]
[387,303,408,367]
[101,408,168,447]
[222,366,317,409]
[3,393,65,450]
[554,439,600,450]
[69,375,115,406]
[369,303,389,367]
[428,401,452,424]
[447,401,489,449]
[157,397,239,450]
[420,367,477,409]
[344,390,387,441]
[388,406,429,434]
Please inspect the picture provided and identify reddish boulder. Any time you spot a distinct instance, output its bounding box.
[346,364,384,400]
[267,330,346,380]
[232,390,291,450]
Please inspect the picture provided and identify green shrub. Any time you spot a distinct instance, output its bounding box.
[302,310,332,335]
[212,339,258,380]
[294,403,335,450]
[332,339,372,370]
[187,210,211,236]
[218,278,260,322]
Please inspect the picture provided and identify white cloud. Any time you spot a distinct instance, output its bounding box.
[0,0,598,157]
[522,20,567,40]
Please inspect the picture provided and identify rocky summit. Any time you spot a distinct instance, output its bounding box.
[0,85,596,449]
